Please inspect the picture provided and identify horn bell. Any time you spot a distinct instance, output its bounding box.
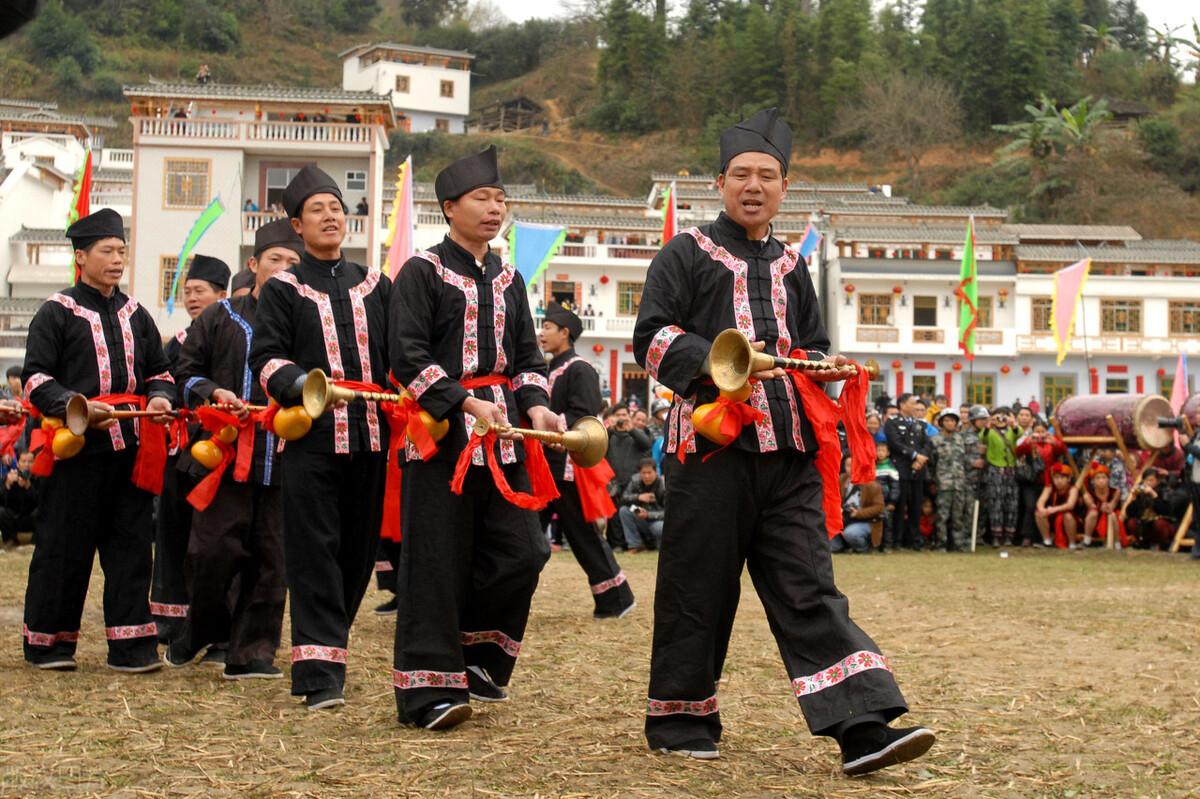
[65,394,94,436]
[301,369,356,419]
[706,329,755,394]
[562,415,609,468]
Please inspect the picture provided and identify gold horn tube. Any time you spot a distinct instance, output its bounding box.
[471,415,609,468]
[701,328,879,394]
[301,369,403,419]
[65,394,177,436]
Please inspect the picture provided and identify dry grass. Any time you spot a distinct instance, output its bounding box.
[0,545,1198,798]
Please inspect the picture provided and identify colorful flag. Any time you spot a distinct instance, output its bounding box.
[384,155,414,276]
[1050,257,1092,366]
[955,217,978,360]
[1170,352,1188,414]
[166,197,225,315]
[66,147,92,231]
[797,223,822,260]
[507,221,566,285]
[661,181,677,243]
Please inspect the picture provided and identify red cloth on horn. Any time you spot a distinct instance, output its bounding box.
[186,405,242,511]
[786,357,876,539]
[575,459,616,523]
[680,394,765,464]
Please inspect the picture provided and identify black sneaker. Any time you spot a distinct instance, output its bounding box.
[841,724,935,776]
[466,665,508,702]
[200,646,227,666]
[222,660,283,680]
[419,701,472,730]
[374,596,398,616]
[32,657,77,671]
[656,738,719,760]
[164,640,202,667]
[306,688,345,711]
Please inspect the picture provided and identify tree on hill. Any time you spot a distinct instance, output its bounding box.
[26,1,100,73]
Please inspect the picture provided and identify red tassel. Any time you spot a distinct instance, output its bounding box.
[450,431,559,511]
[575,459,616,523]
[187,444,236,511]
[787,372,845,537]
[29,428,54,477]
[234,421,254,482]
[131,418,168,495]
[841,369,876,485]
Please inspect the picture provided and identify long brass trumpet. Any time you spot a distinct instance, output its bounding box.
[702,328,879,394]
[471,415,609,468]
[65,394,176,436]
[302,369,403,418]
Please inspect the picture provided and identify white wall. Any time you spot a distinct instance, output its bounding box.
[342,55,470,122]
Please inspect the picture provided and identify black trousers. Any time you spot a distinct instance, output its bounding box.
[177,480,285,666]
[375,537,400,594]
[281,449,386,695]
[393,458,549,723]
[1016,483,1042,544]
[897,477,926,549]
[645,449,907,751]
[550,476,634,616]
[23,450,158,667]
[0,507,35,544]
[151,455,193,641]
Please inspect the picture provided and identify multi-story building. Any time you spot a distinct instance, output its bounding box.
[340,42,472,134]
[122,81,395,338]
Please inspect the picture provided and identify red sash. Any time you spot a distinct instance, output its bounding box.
[450,375,559,511]
[186,404,273,511]
[575,458,616,523]
[679,393,766,464]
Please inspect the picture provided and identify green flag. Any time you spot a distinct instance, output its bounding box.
[167,197,225,315]
[956,216,978,360]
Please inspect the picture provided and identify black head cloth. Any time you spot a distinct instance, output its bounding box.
[544,302,582,342]
[66,208,125,250]
[282,164,344,218]
[719,107,793,176]
[253,217,304,258]
[435,144,504,207]
[186,254,231,290]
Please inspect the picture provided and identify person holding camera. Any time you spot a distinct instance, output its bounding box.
[618,458,665,552]
[981,407,1019,546]
[0,449,39,548]
[604,403,652,549]
[832,454,883,553]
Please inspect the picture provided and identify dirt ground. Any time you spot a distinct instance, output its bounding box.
[0,544,1197,798]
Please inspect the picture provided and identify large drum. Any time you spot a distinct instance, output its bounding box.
[1054,394,1174,451]
[1182,392,1200,424]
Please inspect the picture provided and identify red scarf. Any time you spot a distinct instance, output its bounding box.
[679,394,766,464]
[786,357,875,539]
[186,404,272,511]
[575,459,616,523]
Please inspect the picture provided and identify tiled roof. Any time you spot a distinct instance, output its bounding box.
[510,193,645,207]
[508,213,814,234]
[1001,223,1141,241]
[835,224,1019,245]
[0,108,116,128]
[0,98,57,111]
[338,41,474,60]
[123,83,392,107]
[829,204,1006,218]
[839,257,1018,276]
[1016,244,1200,265]
[10,226,129,244]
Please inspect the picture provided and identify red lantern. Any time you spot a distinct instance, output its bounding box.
[592,344,604,354]
[1157,367,1166,377]
[892,285,903,294]
[1022,366,1031,375]
[599,275,610,285]
[998,288,1009,299]
[952,362,962,372]
[891,360,902,370]
[844,283,856,294]
[1000,365,1011,375]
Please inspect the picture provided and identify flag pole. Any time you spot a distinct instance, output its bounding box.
[1076,242,1093,392]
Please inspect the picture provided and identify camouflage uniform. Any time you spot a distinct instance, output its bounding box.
[932,430,974,550]
[964,428,989,545]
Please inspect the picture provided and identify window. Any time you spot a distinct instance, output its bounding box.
[395,75,410,93]
[164,158,210,209]
[440,80,454,98]
[966,374,995,407]
[912,375,937,400]
[346,170,367,192]
[858,294,892,326]
[265,166,305,209]
[976,296,993,329]
[1106,378,1129,394]
[1160,374,1192,399]
[913,296,938,327]
[1031,297,1052,332]
[617,281,644,316]
[1042,374,1075,411]
[434,118,450,132]
[1169,300,1200,335]
[158,255,191,306]
[1101,299,1142,334]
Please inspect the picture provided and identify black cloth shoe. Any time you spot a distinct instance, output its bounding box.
[200,645,227,666]
[420,701,472,730]
[656,738,719,760]
[841,724,935,776]
[306,688,345,711]
[594,600,637,621]
[374,596,398,616]
[467,665,508,702]
[31,656,77,671]
[223,660,283,680]
[108,657,164,674]
[164,640,202,667]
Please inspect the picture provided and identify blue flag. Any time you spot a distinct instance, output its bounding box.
[508,222,567,284]
[798,223,822,259]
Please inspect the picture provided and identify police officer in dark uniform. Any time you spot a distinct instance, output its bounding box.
[883,392,932,550]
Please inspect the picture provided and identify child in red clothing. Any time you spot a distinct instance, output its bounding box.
[919,497,935,541]
[1037,463,1079,548]
[1083,463,1128,548]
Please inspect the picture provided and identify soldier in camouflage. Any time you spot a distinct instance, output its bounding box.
[931,409,974,551]
[964,405,991,545]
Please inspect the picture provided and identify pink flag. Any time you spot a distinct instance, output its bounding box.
[1170,352,1188,414]
[1050,258,1091,366]
[384,155,414,276]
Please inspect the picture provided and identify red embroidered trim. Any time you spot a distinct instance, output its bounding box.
[790,650,892,697]
[49,294,126,450]
[393,669,468,690]
[459,629,521,658]
[548,356,586,392]
[374,560,394,572]
[646,694,719,717]
[418,251,480,378]
[770,249,804,450]
[491,264,515,373]
[590,571,627,595]
[23,624,80,647]
[348,269,383,452]
[291,645,348,664]
[511,371,548,392]
[645,326,684,381]
[491,383,516,464]
[105,622,157,640]
[24,373,54,394]
[409,364,448,400]
[260,358,295,393]
[146,371,175,384]
[149,602,189,618]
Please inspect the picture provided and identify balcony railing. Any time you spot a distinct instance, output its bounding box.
[96,148,133,168]
[136,118,375,147]
[1016,333,1200,355]
[243,211,368,236]
[246,121,373,144]
[137,117,239,139]
[856,326,899,343]
[531,312,635,336]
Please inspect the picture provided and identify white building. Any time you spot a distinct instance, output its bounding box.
[123,81,396,338]
[340,43,472,134]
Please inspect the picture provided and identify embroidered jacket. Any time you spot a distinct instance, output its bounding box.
[22,281,175,456]
[388,236,550,465]
[633,213,830,457]
[175,295,278,485]
[248,252,391,455]
[546,347,604,481]
[163,325,189,371]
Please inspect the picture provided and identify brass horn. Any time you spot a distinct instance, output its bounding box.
[64,394,176,436]
[472,415,609,468]
[701,328,879,394]
[301,369,403,419]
